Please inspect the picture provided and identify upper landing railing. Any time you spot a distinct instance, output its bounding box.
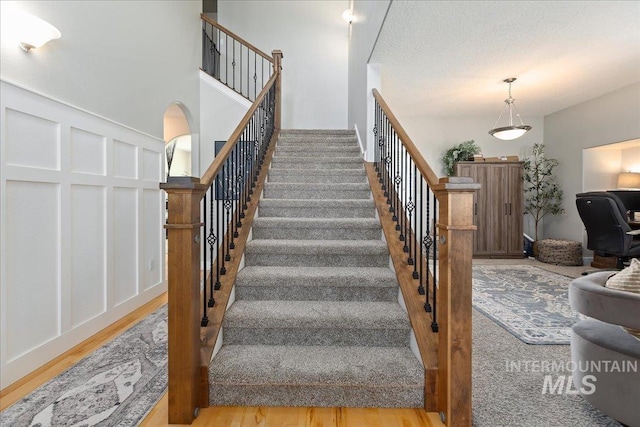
[201,14,274,102]
[161,49,283,425]
[371,89,479,426]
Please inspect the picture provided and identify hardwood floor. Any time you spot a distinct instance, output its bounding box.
[0,291,441,427]
[142,395,441,427]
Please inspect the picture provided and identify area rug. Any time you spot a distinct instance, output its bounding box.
[472,265,580,345]
[0,305,167,426]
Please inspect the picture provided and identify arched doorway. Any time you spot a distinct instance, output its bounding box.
[163,102,198,178]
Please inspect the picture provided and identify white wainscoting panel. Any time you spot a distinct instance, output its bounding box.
[113,139,138,179]
[142,189,163,291]
[113,187,139,306]
[71,127,106,176]
[143,148,161,182]
[0,80,167,389]
[5,108,60,171]
[70,184,107,328]
[5,180,61,362]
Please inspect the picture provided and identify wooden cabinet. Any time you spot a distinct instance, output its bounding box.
[455,161,523,258]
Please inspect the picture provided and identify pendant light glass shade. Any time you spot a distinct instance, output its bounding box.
[489,78,531,140]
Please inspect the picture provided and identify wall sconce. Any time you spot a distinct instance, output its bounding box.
[10,11,61,52]
[342,9,354,24]
[617,172,640,189]
[489,78,532,140]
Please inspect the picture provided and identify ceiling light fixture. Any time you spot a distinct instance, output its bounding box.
[489,78,532,141]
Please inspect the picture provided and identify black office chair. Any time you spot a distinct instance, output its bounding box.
[576,192,640,270]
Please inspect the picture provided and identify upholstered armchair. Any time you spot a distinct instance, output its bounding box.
[568,271,640,426]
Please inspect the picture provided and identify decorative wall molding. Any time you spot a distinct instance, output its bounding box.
[0,81,167,389]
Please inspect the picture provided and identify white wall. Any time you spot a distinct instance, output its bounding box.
[0,81,166,388]
[217,0,349,129]
[622,146,640,172]
[0,0,201,139]
[347,0,391,151]
[0,0,202,388]
[199,72,251,173]
[397,114,544,177]
[544,82,640,244]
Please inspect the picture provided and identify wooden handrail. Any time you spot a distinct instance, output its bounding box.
[162,49,283,424]
[200,50,282,187]
[201,13,274,63]
[372,89,439,187]
[201,72,277,187]
[371,88,478,426]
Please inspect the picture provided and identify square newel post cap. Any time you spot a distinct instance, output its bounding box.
[160,176,207,192]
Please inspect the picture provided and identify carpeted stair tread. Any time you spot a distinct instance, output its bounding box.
[253,217,379,229]
[252,217,381,240]
[280,129,355,136]
[275,145,361,155]
[209,345,424,407]
[271,156,363,169]
[244,239,388,267]
[267,168,366,184]
[257,198,375,218]
[208,128,422,409]
[245,239,388,255]
[224,300,410,330]
[234,266,398,301]
[263,182,371,200]
[211,345,423,386]
[276,136,359,145]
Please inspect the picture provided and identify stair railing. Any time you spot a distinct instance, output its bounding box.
[161,50,282,425]
[371,89,479,426]
[201,13,274,102]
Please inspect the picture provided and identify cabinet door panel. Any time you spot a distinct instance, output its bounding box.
[507,164,524,256]
[489,165,508,255]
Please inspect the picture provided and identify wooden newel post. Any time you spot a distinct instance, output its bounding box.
[433,176,480,427]
[160,177,206,424]
[272,50,283,131]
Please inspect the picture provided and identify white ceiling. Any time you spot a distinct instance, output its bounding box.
[370,1,640,119]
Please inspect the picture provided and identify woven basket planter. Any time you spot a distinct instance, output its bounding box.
[535,239,583,266]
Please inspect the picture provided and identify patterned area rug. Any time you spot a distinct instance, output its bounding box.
[472,265,580,344]
[1,305,167,426]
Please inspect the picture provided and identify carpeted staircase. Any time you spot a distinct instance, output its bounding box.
[209,129,424,408]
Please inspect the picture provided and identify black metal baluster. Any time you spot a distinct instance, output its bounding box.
[392,132,400,224]
[225,33,229,86]
[398,143,405,240]
[424,185,432,313]
[223,159,231,263]
[217,170,225,279]
[431,192,438,332]
[232,38,236,91]
[373,103,378,174]
[201,191,209,326]
[386,118,392,204]
[406,154,414,263]
[208,182,218,297]
[383,115,390,199]
[254,52,257,100]
[410,162,418,275]
[418,177,425,292]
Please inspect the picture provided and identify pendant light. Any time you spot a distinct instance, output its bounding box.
[489,78,532,140]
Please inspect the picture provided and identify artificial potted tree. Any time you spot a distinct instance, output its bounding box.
[523,143,565,254]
